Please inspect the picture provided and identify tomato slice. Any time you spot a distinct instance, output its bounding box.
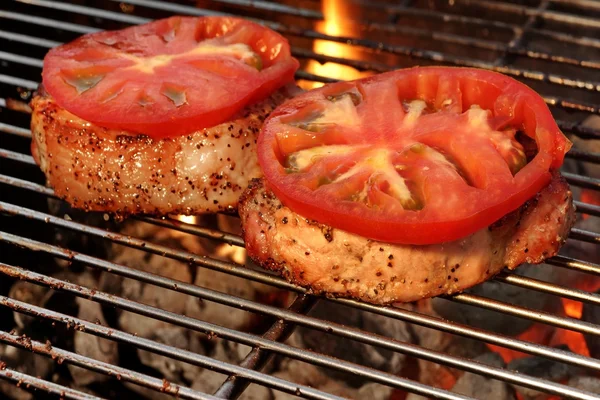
[42,16,299,138]
[258,67,571,245]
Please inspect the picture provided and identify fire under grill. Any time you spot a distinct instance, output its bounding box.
[1,0,600,399]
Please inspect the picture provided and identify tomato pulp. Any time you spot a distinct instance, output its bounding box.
[42,16,299,138]
[258,67,571,245]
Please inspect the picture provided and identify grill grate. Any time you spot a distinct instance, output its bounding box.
[0,0,600,399]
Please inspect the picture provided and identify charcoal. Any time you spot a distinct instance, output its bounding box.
[297,300,410,387]
[410,309,488,360]
[272,359,355,400]
[568,376,600,394]
[356,383,394,400]
[0,344,53,399]
[452,352,514,400]
[411,300,488,389]
[8,280,52,329]
[68,298,118,386]
[0,380,33,400]
[114,235,202,383]
[122,383,175,400]
[191,339,272,400]
[116,245,192,338]
[185,268,283,331]
[432,263,561,336]
[47,198,115,264]
[405,394,427,400]
[135,325,204,383]
[192,371,273,400]
[508,345,583,399]
[582,290,600,359]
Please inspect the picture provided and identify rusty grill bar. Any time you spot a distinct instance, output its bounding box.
[0,0,599,399]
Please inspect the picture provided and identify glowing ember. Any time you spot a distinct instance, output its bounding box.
[215,243,247,264]
[550,328,590,357]
[562,298,583,319]
[303,0,371,89]
[175,215,197,224]
[487,323,554,363]
[580,189,600,220]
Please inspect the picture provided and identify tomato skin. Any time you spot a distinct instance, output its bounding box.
[258,67,571,245]
[42,16,299,138]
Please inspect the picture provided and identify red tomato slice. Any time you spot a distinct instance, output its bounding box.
[258,67,571,245]
[42,16,299,138]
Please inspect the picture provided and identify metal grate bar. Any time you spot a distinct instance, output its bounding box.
[0,50,43,68]
[0,295,349,400]
[0,174,55,197]
[547,255,600,276]
[551,0,600,9]
[0,9,97,34]
[111,0,600,95]
[0,74,37,90]
[0,262,475,400]
[157,0,323,19]
[297,14,600,73]
[570,228,600,244]
[450,293,600,336]
[0,331,217,400]
[384,2,600,49]
[0,29,60,48]
[12,0,151,24]
[4,0,599,74]
[0,366,104,400]
[567,150,600,164]
[0,123,30,139]
[562,172,600,191]
[494,0,549,67]
[495,271,600,305]
[574,202,600,218]
[138,216,245,247]
[0,230,598,375]
[0,149,35,165]
[455,0,600,29]
[9,0,600,98]
[534,27,600,49]
[213,295,318,399]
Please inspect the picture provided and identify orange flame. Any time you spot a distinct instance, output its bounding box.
[303,0,370,89]
[562,298,583,319]
[580,189,600,220]
[488,283,598,363]
[487,323,554,363]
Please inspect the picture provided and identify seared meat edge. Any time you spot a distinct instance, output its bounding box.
[30,87,291,216]
[239,174,575,304]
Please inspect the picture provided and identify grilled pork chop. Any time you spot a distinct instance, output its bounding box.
[239,174,575,304]
[31,87,290,216]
